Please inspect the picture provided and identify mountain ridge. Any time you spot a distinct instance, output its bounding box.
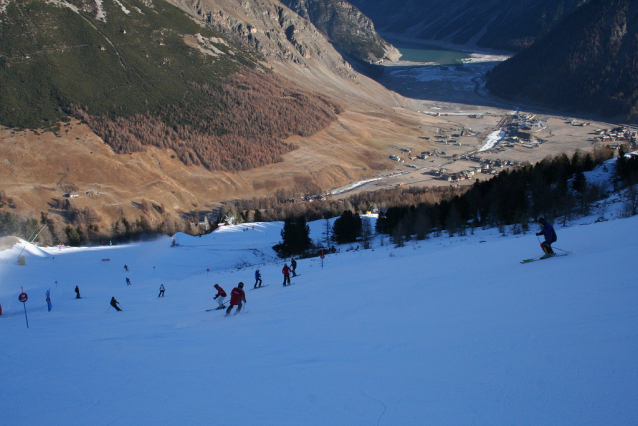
[486,0,638,120]
[348,0,585,52]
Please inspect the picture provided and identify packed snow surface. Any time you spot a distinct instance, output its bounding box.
[479,129,506,152]
[1,214,637,425]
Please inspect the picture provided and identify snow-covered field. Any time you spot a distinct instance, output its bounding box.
[479,129,506,152]
[1,208,638,425]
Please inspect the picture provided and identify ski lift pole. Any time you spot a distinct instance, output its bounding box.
[17,223,48,261]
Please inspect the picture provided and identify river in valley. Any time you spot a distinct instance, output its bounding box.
[380,36,513,108]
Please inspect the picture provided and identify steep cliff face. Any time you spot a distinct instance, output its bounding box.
[486,0,638,120]
[168,0,357,78]
[278,0,400,63]
[349,0,585,52]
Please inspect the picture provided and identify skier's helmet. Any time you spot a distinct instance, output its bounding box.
[538,217,546,224]
[214,284,219,289]
[238,282,244,288]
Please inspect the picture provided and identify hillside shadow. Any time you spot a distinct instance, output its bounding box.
[362,60,623,123]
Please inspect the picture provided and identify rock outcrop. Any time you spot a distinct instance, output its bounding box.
[169,0,357,78]
[279,0,400,64]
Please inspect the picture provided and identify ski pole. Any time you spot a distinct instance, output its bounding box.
[552,246,572,254]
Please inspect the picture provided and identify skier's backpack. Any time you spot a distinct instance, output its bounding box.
[551,227,557,243]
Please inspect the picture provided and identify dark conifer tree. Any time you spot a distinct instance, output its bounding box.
[332,210,362,244]
[276,216,312,256]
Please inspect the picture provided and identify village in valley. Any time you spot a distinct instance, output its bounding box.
[340,109,638,195]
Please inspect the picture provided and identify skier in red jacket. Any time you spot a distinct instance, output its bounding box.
[225,282,246,316]
[214,284,227,309]
[282,264,291,286]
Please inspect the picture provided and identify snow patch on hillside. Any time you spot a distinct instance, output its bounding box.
[95,0,106,22]
[0,0,10,14]
[113,0,130,15]
[44,0,80,14]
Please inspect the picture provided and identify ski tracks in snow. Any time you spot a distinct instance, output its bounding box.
[73,375,133,422]
[357,388,388,426]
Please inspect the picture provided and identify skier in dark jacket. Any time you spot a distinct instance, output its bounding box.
[290,258,297,277]
[536,217,557,258]
[125,277,131,285]
[214,284,227,308]
[110,297,122,311]
[282,264,291,286]
[75,286,81,299]
[225,282,246,315]
[254,270,262,288]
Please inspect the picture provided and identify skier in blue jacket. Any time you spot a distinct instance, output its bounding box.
[536,218,557,258]
[254,269,262,288]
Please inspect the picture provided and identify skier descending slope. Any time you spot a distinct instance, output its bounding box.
[536,217,557,259]
[254,269,262,288]
[213,284,227,309]
[110,297,122,311]
[225,282,246,316]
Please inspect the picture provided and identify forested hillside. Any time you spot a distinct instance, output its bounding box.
[0,0,342,171]
[486,0,638,120]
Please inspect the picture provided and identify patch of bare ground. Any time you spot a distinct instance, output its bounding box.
[0,92,426,229]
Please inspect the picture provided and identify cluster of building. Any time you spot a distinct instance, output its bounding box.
[426,168,478,182]
[507,113,548,133]
[390,149,450,164]
[593,127,637,146]
[425,156,526,182]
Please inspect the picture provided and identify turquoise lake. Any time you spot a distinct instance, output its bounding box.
[384,38,470,64]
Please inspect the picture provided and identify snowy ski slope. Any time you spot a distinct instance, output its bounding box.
[1,213,637,425]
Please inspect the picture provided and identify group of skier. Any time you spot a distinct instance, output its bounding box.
[94,220,556,315]
[213,282,245,316]
[209,257,300,316]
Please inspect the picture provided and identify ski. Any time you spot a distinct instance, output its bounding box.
[521,253,568,264]
[249,284,269,291]
[206,305,227,311]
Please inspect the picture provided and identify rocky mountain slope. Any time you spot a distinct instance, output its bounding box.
[486,0,638,120]
[349,0,585,52]
[278,0,400,64]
